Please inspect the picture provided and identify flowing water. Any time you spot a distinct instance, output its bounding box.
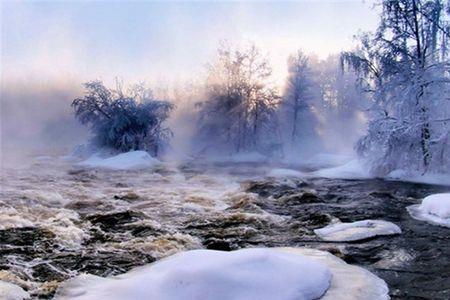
[1,158,449,299]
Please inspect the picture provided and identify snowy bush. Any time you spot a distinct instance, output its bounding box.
[72,81,174,156]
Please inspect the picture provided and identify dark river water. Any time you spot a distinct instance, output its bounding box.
[1,158,449,299]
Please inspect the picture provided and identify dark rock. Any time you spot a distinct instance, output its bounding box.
[85,211,146,232]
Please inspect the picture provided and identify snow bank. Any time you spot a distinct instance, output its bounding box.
[387,170,450,186]
[267,168,306,178]
[314,220,401,242]
[0,281,29,300]
[55,248,331,300]
[407,193,450,228]
[77,151,161,170]
[312,159,371,180]
[56,247,389,300]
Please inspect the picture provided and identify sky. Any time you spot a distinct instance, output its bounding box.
[2,0,379,88]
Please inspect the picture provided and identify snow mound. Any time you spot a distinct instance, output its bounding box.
[77,151,161,170]
[407,193,450,228]
[55,247,389,300]
[55,248,331,300]
[267,168,306,178]
[0,281,29,300]
[312,159,371,180]
[314,220,401,242]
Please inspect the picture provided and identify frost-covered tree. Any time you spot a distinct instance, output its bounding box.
[72,81,174,156]
[342,0,450,175]
[280,51,321,156]
[195,44,281,156]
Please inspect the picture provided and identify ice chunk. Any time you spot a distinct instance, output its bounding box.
[77,151,161,170]
[55,248,331,300]
[0,281,29,300]
[314,220,401,242]
[407,193,450,228]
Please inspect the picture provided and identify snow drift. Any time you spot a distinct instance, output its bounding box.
[55,247,389,300]
[0,281,29,300]
[77,151,161,170]
[407,193,450,228]
[314,220,401,242]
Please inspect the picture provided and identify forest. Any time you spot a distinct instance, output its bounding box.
[73,0,450,179]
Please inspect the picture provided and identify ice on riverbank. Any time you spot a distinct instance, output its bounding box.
[299,153,354,170]
[0,281,29,300]
[387,170,450,186]
[314,220,401,242]
[77,151,161,170]
[312,159,371,180]
[55,247,389,300]
[407,193,450,228]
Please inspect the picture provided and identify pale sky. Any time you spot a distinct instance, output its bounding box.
[2,0,379,87]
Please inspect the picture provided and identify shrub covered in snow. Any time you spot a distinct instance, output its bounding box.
[72,81,174,156]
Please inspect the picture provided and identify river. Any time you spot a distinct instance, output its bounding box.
[1,158,449,299]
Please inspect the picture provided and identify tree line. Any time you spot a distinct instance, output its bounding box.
[72,0,450,176]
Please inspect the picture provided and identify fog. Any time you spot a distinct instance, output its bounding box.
[1,81,88,165]
[1,1,379,166]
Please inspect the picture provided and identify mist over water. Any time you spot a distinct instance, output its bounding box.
[1,82,88,166]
